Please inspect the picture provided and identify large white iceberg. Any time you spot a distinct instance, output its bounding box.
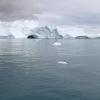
[30,26,63,39]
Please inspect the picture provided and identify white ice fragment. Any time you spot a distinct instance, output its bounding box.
[58,61,68,65]
[52,42,62,46]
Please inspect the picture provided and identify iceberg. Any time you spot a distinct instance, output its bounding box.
[52,42,62,46]
[75,36,91,39]
[58,61,68,65]
[51,29,63,39]
[0,20,38,38]
[30,26,64,39]
[0,35,14,39]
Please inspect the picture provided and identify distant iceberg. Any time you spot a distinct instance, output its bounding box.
[58,61,68,65]
[0,20,38,38]
[0,35,14,39]
[52,42,62,46]
[75,36,91,39]
[29,26,64,39]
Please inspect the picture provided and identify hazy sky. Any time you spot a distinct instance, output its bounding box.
[0,0,100,26]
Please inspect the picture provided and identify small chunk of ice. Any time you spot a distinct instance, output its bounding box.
[58,61,68,65]
[52,42,62,46]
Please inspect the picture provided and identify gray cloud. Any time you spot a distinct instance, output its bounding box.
[0,0,40,21]
[0,0,100,26]
[62,14,100,26]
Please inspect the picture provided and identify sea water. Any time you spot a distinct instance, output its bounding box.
[0,39,100,100]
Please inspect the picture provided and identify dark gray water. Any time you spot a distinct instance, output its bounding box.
[0,39,100,100]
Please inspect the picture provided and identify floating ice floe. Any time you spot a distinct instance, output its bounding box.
[58,61,68,65]
[52,42,62,46]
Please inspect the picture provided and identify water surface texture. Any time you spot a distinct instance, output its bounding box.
[0,39,100,100]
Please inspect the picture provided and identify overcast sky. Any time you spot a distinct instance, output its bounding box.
[0,0,100,26]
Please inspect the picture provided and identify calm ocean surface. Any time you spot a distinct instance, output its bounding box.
[0,39,100,100]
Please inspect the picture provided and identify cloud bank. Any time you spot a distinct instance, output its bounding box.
[0,0,100,26]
